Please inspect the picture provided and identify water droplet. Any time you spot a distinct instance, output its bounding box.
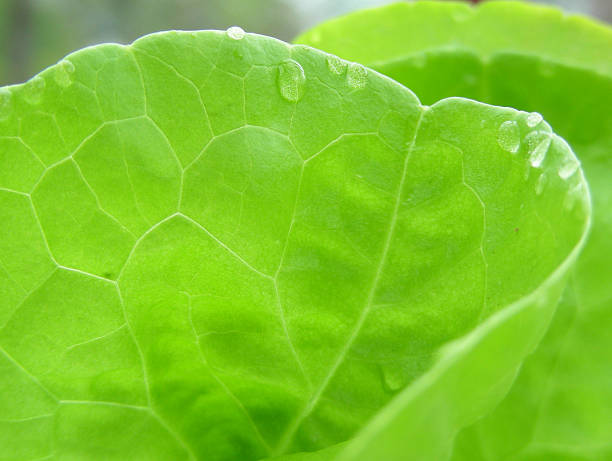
[54,60,75,88]
[23,76,46,104]
[347,62,367,89]
[380,364,406,393]
[326,54,347,75]
[226,26,245,40]
[535,173,547,195]
[559,156,580,180]
[564,182,584,211]
[525,131,551,168]
[497,120,520,153]
[0,88,11,120]
[526,112,543,128]
[277,59,306,102]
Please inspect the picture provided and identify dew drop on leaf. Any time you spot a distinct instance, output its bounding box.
[277,59,306,102]
[526,112,543,128]
[347,62,367,89]
[0,88,11,120]
[564,182,584,211]
[54,60,75,88]
[559,156,580,180]
[525,131,552,168]
[497,120,520,153]
[379,364,406,393]
[23,76,46,104]
[535,173,547,195]
[326,54,347,75]
[226,26,245,40]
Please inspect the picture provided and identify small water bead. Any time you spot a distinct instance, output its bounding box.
[535,173,547,195]
[277,59,306,102]
[347,62,367,89]
[564,182,585,211]
[379,364,407,393]
[558,156,580,180]
[23,76,46,104]
[0,88,11,120]
[525,130,552,168]
[497,120,520,154]
[226,26,245,40]
[526,112,543,128]
[54,60,75,88]
[326,54,347,75]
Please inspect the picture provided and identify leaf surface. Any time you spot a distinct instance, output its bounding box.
[297,2,612,460]
[0,25,590,461]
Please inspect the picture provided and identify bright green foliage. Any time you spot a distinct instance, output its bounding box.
[0,6,596,461]
[297,2,612,460]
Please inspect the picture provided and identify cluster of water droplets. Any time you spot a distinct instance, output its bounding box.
[274,52,368,102]
[496,111,584,207]
[23,76,46,104]
[54,60,75,88]
[325,54,368,89]
[223,25,368,102]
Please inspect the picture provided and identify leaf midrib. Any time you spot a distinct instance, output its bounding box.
[272,107,427,456]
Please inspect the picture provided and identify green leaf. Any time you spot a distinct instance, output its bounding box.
[0,26,590,461]
[297,2,612,460]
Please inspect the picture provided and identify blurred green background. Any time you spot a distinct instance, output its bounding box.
[1,0,610,86]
